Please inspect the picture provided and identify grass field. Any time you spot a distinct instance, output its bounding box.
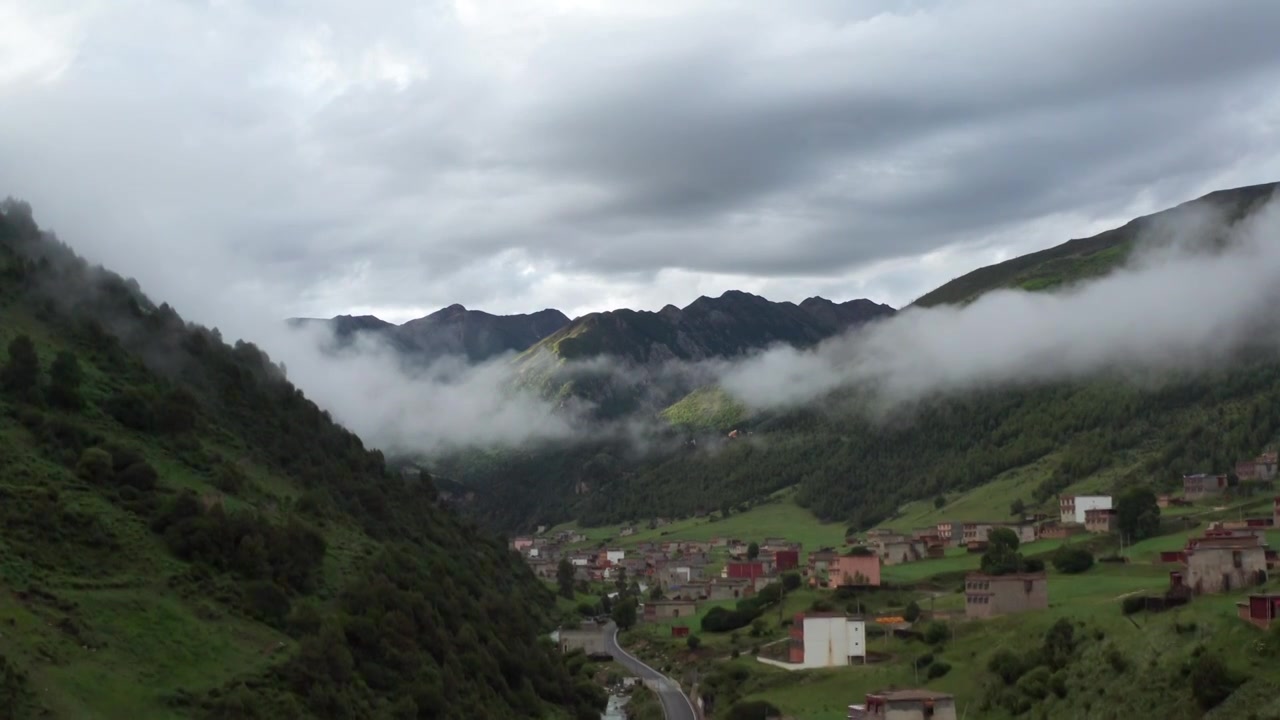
[551,489,849,556]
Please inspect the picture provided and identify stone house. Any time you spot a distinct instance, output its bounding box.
[854,689,957,720]
[1185,535,1268,594]
[1084,508,1118,533]
[705,578,752,601]
[964,572,1049,619]
[1184,473,1229,500]
[642,599,697,622]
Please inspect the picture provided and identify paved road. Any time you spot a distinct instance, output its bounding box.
[604,623,697,720]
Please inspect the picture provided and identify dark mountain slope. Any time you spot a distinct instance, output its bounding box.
[913,181,1279,308]
[526,290,894,365]
[290,305,570,364]
[0,199,604,720]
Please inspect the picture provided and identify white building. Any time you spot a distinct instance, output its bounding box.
[788,613,866,668]
[1059,495,1112,525]
[605,549,626,564]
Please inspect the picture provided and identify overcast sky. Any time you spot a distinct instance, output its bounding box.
[3,0,1280,330]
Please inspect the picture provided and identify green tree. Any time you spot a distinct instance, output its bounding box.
[1009,498,1026,517]
[933,495,946,509]
[686,634,701,651]
[557,558,575,600]
[649,585,664,601]
[1116,487,1160,541]
[1,335,40,404]
[47,351,83,409]
[980,527,1024,575]
[611,597,638,631]
[781,572,801,592]
[747,542,759,560]
[903,600,921,623]
[614,566,628,596]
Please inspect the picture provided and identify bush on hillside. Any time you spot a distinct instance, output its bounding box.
[726,700,782,720]
[927,660,952,679]
[1052,546,1095,574]
[1187,650,1242,711]
[1121,595,1147,615]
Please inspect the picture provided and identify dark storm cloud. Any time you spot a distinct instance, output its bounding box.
[1,0,1279,326]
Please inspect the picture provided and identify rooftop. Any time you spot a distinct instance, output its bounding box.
[965,571,1048,581]
[868,689,955,702]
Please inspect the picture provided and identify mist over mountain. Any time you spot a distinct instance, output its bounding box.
[289,305,570,364]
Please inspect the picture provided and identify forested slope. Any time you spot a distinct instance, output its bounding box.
[0,199,605,720]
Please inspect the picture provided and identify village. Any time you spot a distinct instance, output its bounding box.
[511,451,1280,719]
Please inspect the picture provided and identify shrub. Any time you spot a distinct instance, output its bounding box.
[781,572,801,591]
[702,606,758,633]
[988,648,1026,685]
[927,660,952,679]
[904,600,921,623]
[117,461,159,491]
[1052,546,1095,574]
[924,621,949,646]
[914,653,935,669]
[726,701,782,720]
[1187,651,1241,711]
[1106,645,1129,673]
[76,447,114,485]
[1017,666,1052,700]
[686,635,701,651]
[1121,595,1146,615]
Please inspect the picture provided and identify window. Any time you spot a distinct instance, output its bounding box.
[1233,551,1244,569]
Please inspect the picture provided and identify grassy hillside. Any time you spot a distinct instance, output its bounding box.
[912,181,1277,307]
[660,387,747,432]
[0,200,606,719]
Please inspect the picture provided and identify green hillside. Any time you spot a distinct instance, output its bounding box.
[0,200,605,719]
[912,181,1277,307]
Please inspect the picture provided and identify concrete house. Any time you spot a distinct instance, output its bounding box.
[852,689,958,720]
[964,572,1049,619]
[1185,535,1268,594]
[643,599,697,622]
[558,620,609,656]
[1084,508,1118,534]
[1184,473,1229,500]
[781,613,866,668]
[1059,495,1112,524]
[876,538,924,566]
[821,554,882,588]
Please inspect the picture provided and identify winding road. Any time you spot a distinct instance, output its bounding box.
[604,623,697,720]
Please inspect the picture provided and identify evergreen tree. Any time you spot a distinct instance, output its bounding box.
[556,558,575,600]
[47,350,83,409]
[1,335,40,403]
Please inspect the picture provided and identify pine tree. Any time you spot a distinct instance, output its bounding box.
[0,335,40,403]
[47,350,83,409]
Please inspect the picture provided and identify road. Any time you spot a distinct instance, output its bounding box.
[604,623,698,720]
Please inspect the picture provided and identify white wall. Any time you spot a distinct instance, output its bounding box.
[801,617,866,669]
[606,550,626,563]
[1072,496,1112,524]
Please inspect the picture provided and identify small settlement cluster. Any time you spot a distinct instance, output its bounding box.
[512,452,1280,720]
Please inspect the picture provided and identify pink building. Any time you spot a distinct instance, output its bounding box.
[821,554,881,588]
